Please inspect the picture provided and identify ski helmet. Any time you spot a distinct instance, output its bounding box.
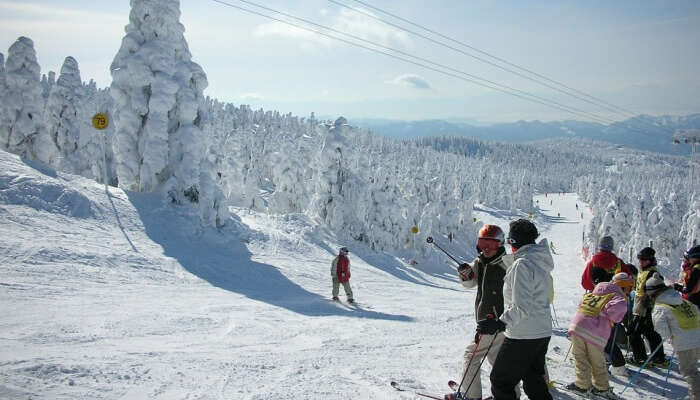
[478,225,504,243]
[507,219,539,248]
[637,247,656,261]
[684,245,700,260]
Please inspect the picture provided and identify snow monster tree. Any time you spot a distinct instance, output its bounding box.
[110,0,208,203]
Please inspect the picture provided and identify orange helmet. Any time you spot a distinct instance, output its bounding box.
[478,225,504,244]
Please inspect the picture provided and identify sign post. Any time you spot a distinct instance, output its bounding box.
[92,113,110,193]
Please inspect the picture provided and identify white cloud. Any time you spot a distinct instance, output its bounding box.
[387,74,431,89]
[240,92,264,101]
[253,21,331,47]
[251,7,412,50]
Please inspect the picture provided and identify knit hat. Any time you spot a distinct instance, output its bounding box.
[684,245,700,260]
[644,272,667,295]
[637,247,656,261]
[612,272,635,289]
[506,219,539,248]
[598,236,614,252]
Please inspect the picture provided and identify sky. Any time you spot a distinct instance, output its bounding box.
[1,0,700,123]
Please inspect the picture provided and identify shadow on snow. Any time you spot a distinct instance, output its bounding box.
[127,192,412,322]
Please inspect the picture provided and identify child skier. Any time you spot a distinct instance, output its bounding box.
[604,272,636,377]
[650,273,700,400]
[566,278,628,399]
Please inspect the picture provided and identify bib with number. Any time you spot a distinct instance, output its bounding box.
[660,300,700,330]
[578,293,615,317]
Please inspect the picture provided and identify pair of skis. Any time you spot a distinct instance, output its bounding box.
[390,380,493,400]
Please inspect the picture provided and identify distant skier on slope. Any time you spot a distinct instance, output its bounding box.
[447,225,519,400]
[479,219,554,400]
[331,247,354,303]
[580,236,631,292]
[565,274,627,399]
[651,273,700,400]
[628,247,668,367]
[676,245,700,307]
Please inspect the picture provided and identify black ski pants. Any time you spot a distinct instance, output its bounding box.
[490,336,553,400]
[629,313,666,362]
[604,324,626,368]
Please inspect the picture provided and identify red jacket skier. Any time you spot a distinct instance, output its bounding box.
[581,236,631,291]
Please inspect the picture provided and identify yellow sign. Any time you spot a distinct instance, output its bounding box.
[411,226,419,234]
[92,113,109,130]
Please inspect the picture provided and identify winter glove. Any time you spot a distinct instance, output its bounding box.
[476,317,506,335]
[458,263,474,281]
[673,283,684,292]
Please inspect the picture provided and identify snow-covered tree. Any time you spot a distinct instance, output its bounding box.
[37,57,82,169]
[0,37,43,158]
[110,0,208,202]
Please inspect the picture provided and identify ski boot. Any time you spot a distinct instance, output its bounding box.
[332,296,339,301]
[564,382,589,395]
[591,387,620,399]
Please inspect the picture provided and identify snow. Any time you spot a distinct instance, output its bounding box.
[0,149,690,399]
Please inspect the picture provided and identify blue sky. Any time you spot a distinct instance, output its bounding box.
[1,0,700,123]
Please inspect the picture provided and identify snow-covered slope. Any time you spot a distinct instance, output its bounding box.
[0,150,689,399]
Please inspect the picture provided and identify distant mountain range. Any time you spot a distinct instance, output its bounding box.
[350,114,700,155]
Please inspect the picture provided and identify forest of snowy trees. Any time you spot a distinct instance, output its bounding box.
[0,0,697,266]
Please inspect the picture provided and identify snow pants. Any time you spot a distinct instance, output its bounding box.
[629,314,666,362]
[603,325,625,368]
[458,332,520,398]
[678,347,700,400]
[490,336,552,400]
[572,336,609,391]
[332,277,353,300]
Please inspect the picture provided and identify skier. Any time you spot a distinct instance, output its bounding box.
[565,272,627,399]
[606,272,636,377]
[331,247,354,303]
[448,225,518,400]
[628,247,667,367]
[580,236,630,292]
[478,219,554,400]
[650,273,700,400]
[675,245,700,307]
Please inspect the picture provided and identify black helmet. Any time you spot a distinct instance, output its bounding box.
[684,245,700,260]
[506,219,538,248]
[637,247,656,261]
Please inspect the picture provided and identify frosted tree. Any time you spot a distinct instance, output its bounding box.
[40,71,55,106]
[1,37,43,158]
[0,53,8,145]
[110,0,208,203]
[38,57,82,169]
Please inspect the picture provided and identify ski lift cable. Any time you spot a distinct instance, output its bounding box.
[229,0,621,125]
[332,0,677,136]
[334,0,637,118]
[209,0,618,125]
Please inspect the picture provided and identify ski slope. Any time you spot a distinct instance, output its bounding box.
[0,150,689,399]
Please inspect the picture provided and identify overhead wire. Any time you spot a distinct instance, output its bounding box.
[209,0,621,125]
[331,0,676,135]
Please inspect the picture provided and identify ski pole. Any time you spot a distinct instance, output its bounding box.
[620,342,664,394]
[463,333,497,396]
[426,236,461,266]
[563,340,573,362]
[663,350,675,397]
[455,333,483,396]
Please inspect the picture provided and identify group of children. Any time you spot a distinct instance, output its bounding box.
[567,239,700,399]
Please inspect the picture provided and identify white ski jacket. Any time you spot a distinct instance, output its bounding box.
[500,239,554,340]
[652,288,700,352]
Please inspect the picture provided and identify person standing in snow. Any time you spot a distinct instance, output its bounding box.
[580,236,631,292]
[331,247,354,303]
[628,247,668,367]
[605,272,636,377]
[565,276,627,399]
[675,245,700,307]
[650,273,700,400]
[447,225,518,400]
[478,219,554,400]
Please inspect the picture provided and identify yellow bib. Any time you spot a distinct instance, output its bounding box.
[578,293,615,317]
[660,301,700,330]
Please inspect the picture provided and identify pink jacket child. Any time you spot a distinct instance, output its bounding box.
[569,282,628,350]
